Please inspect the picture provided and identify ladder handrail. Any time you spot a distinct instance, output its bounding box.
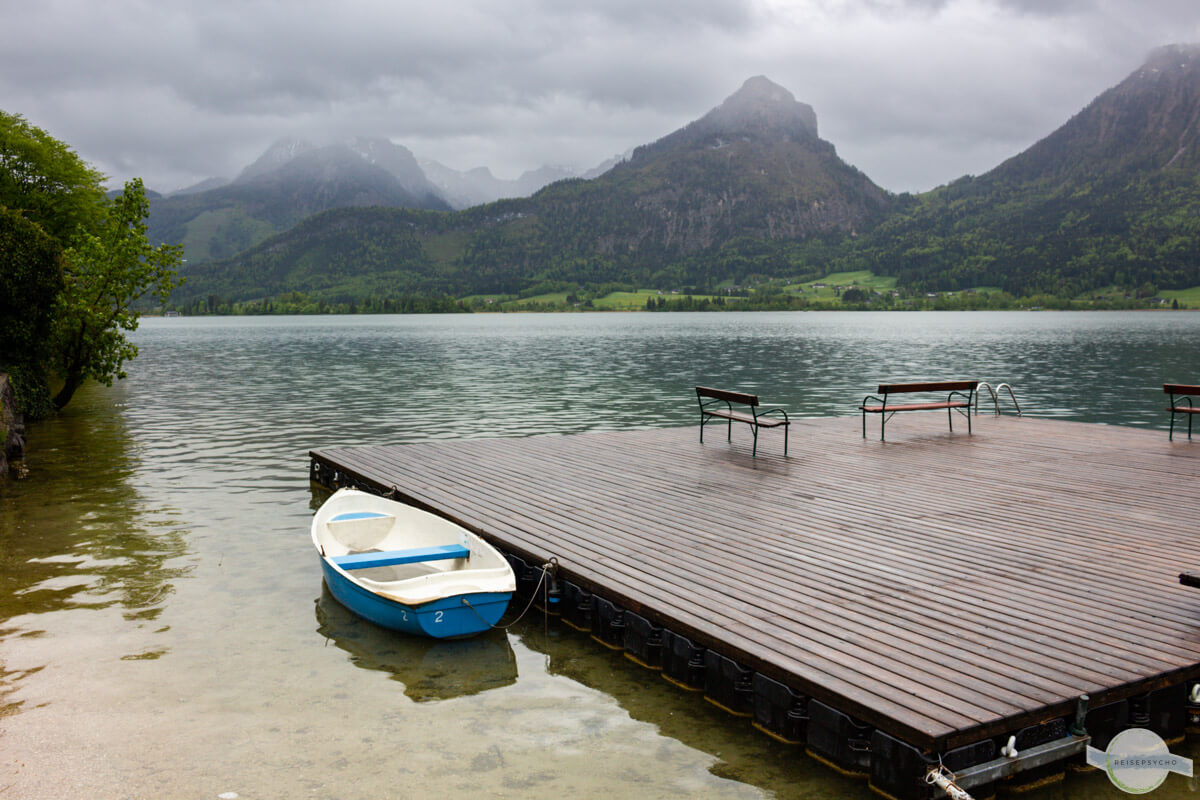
[975,382,998,415]
[973,382,1022,416]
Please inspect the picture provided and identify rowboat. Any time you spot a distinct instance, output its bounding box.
[311,488,515,639]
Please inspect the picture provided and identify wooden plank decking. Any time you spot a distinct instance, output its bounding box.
[310,415,1200,752]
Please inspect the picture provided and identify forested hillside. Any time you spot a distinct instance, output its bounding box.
[838,44,1200,296]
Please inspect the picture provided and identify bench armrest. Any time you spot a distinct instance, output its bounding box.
[756,407,789,423]
[861,394,884,408]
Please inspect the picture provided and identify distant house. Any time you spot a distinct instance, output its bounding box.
[813,282,827,289]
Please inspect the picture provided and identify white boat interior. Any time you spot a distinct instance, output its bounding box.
[312,488,515,606]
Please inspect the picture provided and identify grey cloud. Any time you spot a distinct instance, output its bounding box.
[2,0,1197,193]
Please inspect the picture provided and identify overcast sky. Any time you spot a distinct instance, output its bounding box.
[2,0,1196,195]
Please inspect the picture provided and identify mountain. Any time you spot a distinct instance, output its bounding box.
[172,75,891,303]
[172,48,1200,307]
[149,137,450,263]
[233,137,315,183]
[569,74,886,253]
[418,157,628,210]
[345,137,444,198]
[170,176,229,196]
[852,43,1200,295]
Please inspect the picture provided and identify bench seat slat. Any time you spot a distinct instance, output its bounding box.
[330,544,470,570]
[861,401,971,413]
[1167,406,1200,414]
[702,408,788,427]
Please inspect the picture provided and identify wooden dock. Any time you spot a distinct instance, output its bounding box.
[309,415,1200,768]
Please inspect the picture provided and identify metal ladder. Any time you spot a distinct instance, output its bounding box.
[974,382,1021,416]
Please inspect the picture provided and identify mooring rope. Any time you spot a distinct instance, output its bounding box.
[462,557,559,630]
[925,764,974,800]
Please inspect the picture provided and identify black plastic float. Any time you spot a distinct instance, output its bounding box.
[807,699,874,777]
[703,651,754,717]
[661,630,706,692]
[623,611,664,670]
[1148,684,1189,741]
[590,597,626,650]
[559,581,593,631]
[751,673,808,744]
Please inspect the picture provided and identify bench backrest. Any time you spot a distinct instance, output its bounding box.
[878,380,978,395]
[696,386,759,407]
[1165,384,1200,397]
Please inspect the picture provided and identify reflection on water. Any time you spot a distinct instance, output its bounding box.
[315,586,518,701]
[0,381,190,715]
[4,311,1200,799]
[511,617,869,797]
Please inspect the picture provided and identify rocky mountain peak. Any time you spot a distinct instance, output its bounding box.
[234,137,315,183]
[1139,43,1200,74]
[701,75,818,139]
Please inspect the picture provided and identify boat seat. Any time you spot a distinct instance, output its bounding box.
[327,510,393,550]
[330,544,471,571]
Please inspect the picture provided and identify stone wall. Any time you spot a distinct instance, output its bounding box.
[0,373,25,478]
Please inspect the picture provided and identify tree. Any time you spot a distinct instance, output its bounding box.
[841,287,869,304]
[0,208,64,416]
[0,110,106,248]
[50,179,182,410]
[1,110,111,415]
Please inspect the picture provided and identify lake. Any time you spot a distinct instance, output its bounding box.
[3,310,1200,799]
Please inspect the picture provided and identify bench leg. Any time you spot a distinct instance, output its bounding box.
[784,425,788,457]
[1169,411,1175,441]
[751,425,758,457]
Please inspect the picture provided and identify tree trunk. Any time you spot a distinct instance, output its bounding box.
[52,371,83,410]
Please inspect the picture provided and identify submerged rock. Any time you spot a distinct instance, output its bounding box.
[0,373,26,478]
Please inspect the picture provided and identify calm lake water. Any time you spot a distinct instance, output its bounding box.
[4,310,1200,799]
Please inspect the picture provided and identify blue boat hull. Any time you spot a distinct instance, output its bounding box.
[320,558,512,639]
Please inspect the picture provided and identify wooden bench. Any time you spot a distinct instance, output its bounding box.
[860,381,978,441]
[696,386,789,457]
[330,544,471,571]
[1165,384,1200,441]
